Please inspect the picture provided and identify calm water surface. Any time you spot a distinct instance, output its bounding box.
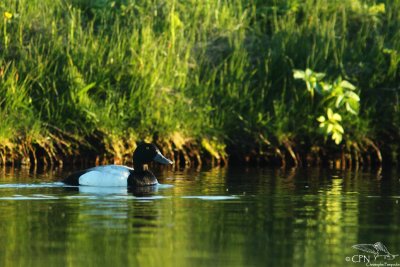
[0,167,399,267]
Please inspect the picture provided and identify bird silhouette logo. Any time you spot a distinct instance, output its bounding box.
[352,242,398,261]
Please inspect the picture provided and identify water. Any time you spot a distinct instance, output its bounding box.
[0,167,399,267]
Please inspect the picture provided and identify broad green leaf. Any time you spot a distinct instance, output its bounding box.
[293,70,305,79]
[336,134,342,144]
[315,72,326,80]
[350,99,360,112]
[335,95,344,107]
[327,108,333,120]
[345,91,360,102]
[331,84,343,95]
[322,83,332,92]
[317,116,326,122]
[327,123,333,134]
[332,132,342,144]
[306,82,311,91]
[335,123,344,133]
[340,80,356,90]
[332,113,342,121]
[346,102,358,115]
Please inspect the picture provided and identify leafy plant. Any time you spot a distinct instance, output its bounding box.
[317,108,344,145]
[293,68,326,98]
[294,69,360,145]
[0,0,399,165]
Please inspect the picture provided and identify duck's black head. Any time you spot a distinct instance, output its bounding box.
[129,143,173,187]
[133,142,173,169]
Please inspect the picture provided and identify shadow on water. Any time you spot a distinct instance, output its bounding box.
[0,166,399,266]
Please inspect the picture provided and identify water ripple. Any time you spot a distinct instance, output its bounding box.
[181,196,240,200]
[0,182,64,188]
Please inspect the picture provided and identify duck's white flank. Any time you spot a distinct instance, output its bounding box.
[79,165,133,187]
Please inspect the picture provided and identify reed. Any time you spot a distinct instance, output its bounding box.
[0,0,398,167]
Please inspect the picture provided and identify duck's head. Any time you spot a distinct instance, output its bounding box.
[133,142,173,169]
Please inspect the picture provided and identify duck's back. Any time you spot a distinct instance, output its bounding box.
[64,165,133,187]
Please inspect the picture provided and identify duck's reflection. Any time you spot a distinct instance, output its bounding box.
[63,184,160,196]
[77,185,159,196]
[61,184,171,233]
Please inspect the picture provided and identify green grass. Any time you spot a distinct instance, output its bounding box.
[0,0,399,166]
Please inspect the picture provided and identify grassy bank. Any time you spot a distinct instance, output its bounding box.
[0,0,399,167]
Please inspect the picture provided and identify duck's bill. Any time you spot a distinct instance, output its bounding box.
[154,151,174,165]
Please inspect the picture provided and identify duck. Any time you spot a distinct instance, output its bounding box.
[62,142,173,187]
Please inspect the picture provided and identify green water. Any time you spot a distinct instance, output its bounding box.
[0,167,399,267]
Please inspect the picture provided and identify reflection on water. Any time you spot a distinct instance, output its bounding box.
[0,167,399,267]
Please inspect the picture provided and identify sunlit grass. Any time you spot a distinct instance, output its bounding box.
[0,0,398,166]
